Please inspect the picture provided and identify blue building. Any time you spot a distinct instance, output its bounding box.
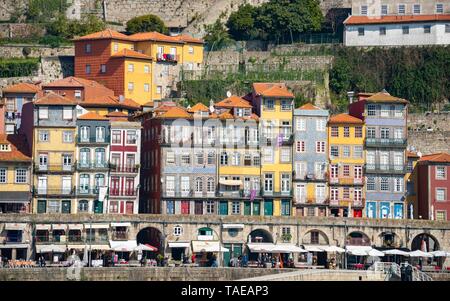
[349,91,409,219]
[293,103,329,217]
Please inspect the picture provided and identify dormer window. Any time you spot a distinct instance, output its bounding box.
[75,90,82,99]
[0,144,11,151]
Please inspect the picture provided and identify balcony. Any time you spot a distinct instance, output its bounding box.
[261,190,293,197]
[76,135,110,144]
[33,186,75,197]
[365,138,407,148]
[109,188,138,197]
[365,164,407,174]
[76,162,110,171]
[156,53,179,63]
[329,177,364,185]
[75,187,100,196]
[110,164,139,173]
[34,164,74,174]
[329,198,364,208]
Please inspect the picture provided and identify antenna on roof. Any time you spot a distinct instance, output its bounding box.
[226,91,232,98]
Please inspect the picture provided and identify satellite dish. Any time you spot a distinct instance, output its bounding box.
[226,91,232,98]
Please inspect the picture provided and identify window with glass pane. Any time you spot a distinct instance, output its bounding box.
[112,130,121,144]
[80,126,90,142]
[63,131,73,143]
[330,146,339,157]
[367,177,376,191]
[367,105,376,116]
[436,166,446,179]
[232,201,240,214]
[206,200,215,214]
[15,169,27,183]
[380,178,389,191]
[96,127,105,142]
[78,200,89,212]
[296,118,306,131]
[343,146,350,157]
[331,126,339,137]
[436,188,446,201]
[48,200,60,213]
[281,174,290,193]
[264,174,273,192]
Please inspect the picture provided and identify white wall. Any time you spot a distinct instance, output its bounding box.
[344,22,450,46]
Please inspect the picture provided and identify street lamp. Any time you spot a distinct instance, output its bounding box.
[88,216,93,267]
[343,220,348,270]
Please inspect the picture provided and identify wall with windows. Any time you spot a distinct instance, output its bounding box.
[123,57,153,105]
[351,0,449,16]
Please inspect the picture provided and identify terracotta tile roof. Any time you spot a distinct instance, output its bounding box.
[34,92,77,106]
[218,110,235,120]
[129,32,184,44]
[344,14,450,25]
[260,85,294,98]
[407,151,420,158]
[142,101,154,107]
[157,106,191,119]
[0,134,31,162]
[172,34,204,44]
[153,102,178,113]
[366,91,408,104]
[73,29,131,41]
[111,48,153,60]
[188,103,209,113]
[299,103,321,110]
[252,83,282,94]
[329,113,363,124]
[2,82,41,94]
[79,95,140,109]
[215,95,253,108]
[419,153,450,163]
[77,111,108,121]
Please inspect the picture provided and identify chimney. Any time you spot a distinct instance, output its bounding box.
[347,91,355,104]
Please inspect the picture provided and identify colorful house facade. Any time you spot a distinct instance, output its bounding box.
[405,151,420,219]
[328,113,365,218]
[293,103,329,217]
[349,91,408,219]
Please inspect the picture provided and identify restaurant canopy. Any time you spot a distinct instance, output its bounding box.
[36,245,67,253]
[192,241,229,253]
[303,245,326,252]
[383,249,410,256]
[134,244,158,252]
[247,243,276,253]
[85,224,110,229]
[271,244,307,253]
[430,250,450,257]
[219,179,242,186]
[319,245,346,253]
[110,240,137,252]
[346,246,373,256]
[368,249,385,257]
[35,224,52,231]
[409,250,433,257]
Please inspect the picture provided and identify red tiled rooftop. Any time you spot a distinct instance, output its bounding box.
[188,103,209,113]
[77,111,108,121]
[0,134,31,162]
[129,32,184,44]
[34,92,77,106]
[419,153,450,163]
[73,29,131,41]
[111,48,153,60]
[215,95,253,109]
[2,82,41,94]
[329,113,363,124]
[344,14,450,25]
[299,103,321,110]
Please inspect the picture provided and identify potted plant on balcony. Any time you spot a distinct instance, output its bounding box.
[281,233,292,243]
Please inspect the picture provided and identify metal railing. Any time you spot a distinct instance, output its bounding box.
[33,164,75,173]
[33,186,75,196]
[365,164,407,174]
[365,138,407,148]
[370,262,433,281]
[76,162,109,170]
[109,188,138,197]
[109,164,139,173]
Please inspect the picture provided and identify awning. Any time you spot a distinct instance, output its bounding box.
[346,246,373,256]
[368,249,385,257]
[0,191,31,203]
[219,179,242,186]
[430,251,450,257]
[168,242,190,248]
[35,224,51,231]
[303,245,326,252]
[272,244,307,253]
[134,244,158,252]
[85,224,109,229]
[247,243,276,253]
[222,224,244,229]
[319,245,346,253]
[110,240,137,252]
[52,224,67,231]
[192,241,229,253]
[409,250,433,258]
[0,244,29,249]
[383,249,410,256]
[111,222,131,227]
[67,244,86,250]
[36,244,67,253]
[4,223,27,231]
[90,244,110,251]
[67,224,84,230]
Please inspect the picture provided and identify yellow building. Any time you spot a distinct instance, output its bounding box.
[328,113,365,218]
[32,93,77,214]
[74,29,204,105]
[0,134,32,213]
[405,151,420,219]
[214,96,261,216]
[251,83,294,216]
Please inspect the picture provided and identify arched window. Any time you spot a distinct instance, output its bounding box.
[195,177,203,193]
[207,177,215,193]
[95,148,105,167]
[79,174,90,193]
[78,200,89,212]
[79,148,90,166]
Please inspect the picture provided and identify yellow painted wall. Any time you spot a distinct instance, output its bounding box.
[111,40,135,55]
[328,123,365,165]
[0,165,31,192]
[182,43,204,64]
[123,58,153,105]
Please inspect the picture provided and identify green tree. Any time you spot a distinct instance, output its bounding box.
[203,19,234,51]
[46,15,106,40]
[226,4,257,41]
[126,14,168,34]
[26,0,68,23]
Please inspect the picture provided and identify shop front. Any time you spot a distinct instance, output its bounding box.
[1,223,29,260]
[168,242,190,261]
[0,192,30,213]
[191,240,229,267]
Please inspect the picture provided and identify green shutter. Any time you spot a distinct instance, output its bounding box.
[94,200,103,214]
[223,243,231,266]
[219,201,228,215]
[233,244,243,258]
[252,201,260,216]
[264,200,273,216]
[244,202,251,216]
[61,200,71,214]
[37,200,46,214]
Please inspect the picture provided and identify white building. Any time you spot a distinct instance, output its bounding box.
[344,1,450,46]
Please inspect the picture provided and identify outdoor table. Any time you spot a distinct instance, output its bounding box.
[354,263,364,270]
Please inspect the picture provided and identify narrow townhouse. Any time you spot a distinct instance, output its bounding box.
[75,111,111,214]
[349,91,408,219]
[31,92,77,214]
[328,113,365,218]
[405,151,420,219]
[293,103,329,217]
[106,111,141,214]
[215,95,261,216]
[250,83,294,217]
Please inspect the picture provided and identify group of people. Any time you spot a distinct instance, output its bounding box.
[228,255,249,268]
[256,253,295,268]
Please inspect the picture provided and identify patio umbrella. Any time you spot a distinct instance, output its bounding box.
[430,251,450,257]
[368,249,385,257]
[133,244,158,252]
[321,246,346,253]
[383,249,410,263]
[409,250,433,258]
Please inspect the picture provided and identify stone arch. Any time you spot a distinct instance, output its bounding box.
[346,231,371,246]
[136,226,164,258]
[301,229,330,245]
[247,228,274,243]
[411,233,440,251]
[377,231,401,248]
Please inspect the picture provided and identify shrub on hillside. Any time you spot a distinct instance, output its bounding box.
[126,14,168,34]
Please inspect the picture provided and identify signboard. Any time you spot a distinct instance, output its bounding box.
[366,202,377,218]
[379,202,391,219]
[393,203,404,219]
